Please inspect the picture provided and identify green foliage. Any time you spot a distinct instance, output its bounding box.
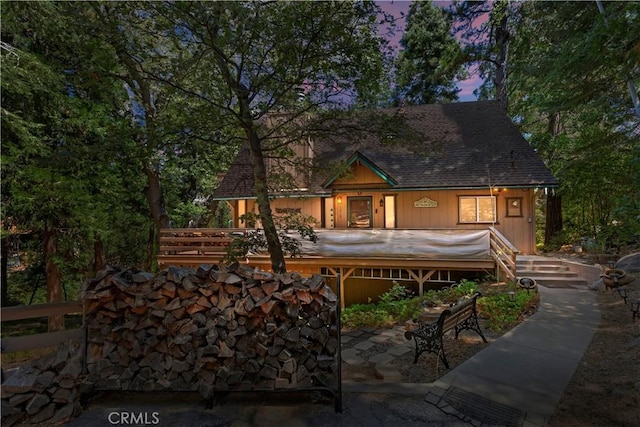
[342,280,537,333]
[379,281,414,304]
[509,1,640,253]
[340,304,396,329]
[477,289,537,332]
[226,211,319,261]
[395,0,463,103]
[342,281,480,329]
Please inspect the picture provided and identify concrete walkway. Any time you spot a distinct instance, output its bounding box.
[341,286,600,426]
[424,286,600,426]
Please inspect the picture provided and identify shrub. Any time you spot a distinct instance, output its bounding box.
[341,280,537,333]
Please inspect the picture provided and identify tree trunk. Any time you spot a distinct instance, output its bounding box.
[237,90,286,273]
[545,190,563,246]
[44,222,64,331]
[493,5,510,112]
[247,128,286,273]
[144,163,170,270]
[145,225,155,272]
[544,112,563,246]
[93,240,106,272]
[1,237,9,307]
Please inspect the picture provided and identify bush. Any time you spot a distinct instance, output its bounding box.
[341,280,538,333]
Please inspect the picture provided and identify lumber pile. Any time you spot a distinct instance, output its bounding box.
[83,264,339,398]
[1,341,85,426]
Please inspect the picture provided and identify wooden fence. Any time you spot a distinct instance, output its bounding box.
[0,301,84,354]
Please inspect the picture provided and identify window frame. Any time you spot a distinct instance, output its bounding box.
[347,196,373,228]
[458,195,497,224]
[505,197,523,218]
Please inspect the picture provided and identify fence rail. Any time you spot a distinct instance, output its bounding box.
[1,301,84,354]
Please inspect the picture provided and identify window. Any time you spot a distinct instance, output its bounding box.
[505,197,523,217]
[459,196,496,223]
[348,196,372,228]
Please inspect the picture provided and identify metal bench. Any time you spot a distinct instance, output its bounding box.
[404,292,487,369]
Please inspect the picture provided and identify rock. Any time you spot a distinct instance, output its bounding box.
[615,252,640,273]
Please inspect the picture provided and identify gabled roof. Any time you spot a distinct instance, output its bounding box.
[213,101,557,199]
[321,151,398,188]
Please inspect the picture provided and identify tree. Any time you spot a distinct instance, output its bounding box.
[131,1,391,273]
[509,1,640,250]
[395,0,463,104]
[448,0,518,111]
[1,1,144,325]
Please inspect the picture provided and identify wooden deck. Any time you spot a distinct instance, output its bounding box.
[158,228,518,307]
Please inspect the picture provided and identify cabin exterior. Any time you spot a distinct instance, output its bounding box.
[169,101,557,306]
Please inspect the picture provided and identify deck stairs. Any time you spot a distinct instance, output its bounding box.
[516,256,589,288]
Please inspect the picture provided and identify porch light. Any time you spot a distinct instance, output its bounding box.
[337,197,342,205]
[379,199,384,208]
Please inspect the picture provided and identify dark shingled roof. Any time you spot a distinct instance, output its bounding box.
[213,101,557,199]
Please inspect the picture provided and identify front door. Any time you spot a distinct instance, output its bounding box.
[348,196,372,228]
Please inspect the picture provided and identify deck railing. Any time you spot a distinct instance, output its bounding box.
[158,228,246,267]
[489,226,519,282]
[0,301,84,353]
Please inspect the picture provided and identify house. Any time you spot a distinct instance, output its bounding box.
[178,101,557,305]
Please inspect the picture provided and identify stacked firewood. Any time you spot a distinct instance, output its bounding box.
[1,341,85,426]
[83,263,339,398]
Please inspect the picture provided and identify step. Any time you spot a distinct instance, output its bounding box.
[517,264,571,273]
[516,256,591,288]
[517,269,579,279]
[521,276,589,288]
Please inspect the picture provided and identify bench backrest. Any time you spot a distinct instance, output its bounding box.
[437,292,481,334]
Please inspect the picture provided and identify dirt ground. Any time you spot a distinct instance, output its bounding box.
[549,272,640,426]
[342,273,640,426]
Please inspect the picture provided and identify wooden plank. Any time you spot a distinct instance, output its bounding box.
[1,329,84,353]
[1,301,83,322]
[157,255,495,271]
[159,237,232,243]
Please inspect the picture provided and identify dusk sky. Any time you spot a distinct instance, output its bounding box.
[377,0,483,102]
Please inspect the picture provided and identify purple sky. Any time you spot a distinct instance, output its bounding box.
[377,0,482,102]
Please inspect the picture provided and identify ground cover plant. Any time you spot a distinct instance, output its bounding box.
[340,280,538,332]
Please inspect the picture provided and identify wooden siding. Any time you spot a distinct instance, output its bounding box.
[331,163,390,188]
[270,197,323,224]
[333,189,534,253]
[231,188,536,254]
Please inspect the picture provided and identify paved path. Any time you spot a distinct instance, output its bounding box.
[425,286,600,426]
[69,286,599,427]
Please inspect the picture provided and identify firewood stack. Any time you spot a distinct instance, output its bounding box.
[1,341,85,426]
[83,263,339,399]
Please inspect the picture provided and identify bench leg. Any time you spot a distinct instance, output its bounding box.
[454,314,488,343]
[409,332,450,369]
[437,337,450,369]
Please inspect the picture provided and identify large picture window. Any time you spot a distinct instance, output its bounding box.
[459,196,496,223]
